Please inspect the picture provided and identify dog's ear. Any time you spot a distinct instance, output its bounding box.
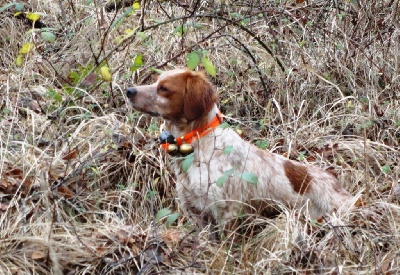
[184,72,217,121]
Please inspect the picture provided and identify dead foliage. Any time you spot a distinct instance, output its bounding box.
[0,0,399,273]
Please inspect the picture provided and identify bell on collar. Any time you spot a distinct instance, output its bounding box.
[167,144,179,155]
[179,143,194,154]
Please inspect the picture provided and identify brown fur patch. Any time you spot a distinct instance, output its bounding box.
[184,71,217,121]
[283,160,313,194]
[325,167,338,178]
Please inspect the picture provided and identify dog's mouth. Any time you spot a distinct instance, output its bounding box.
[128,103,160,117]
[134,107,160,117]
[147,111,160,117]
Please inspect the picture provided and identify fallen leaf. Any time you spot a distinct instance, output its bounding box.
[0,202,9,211]
[161,229,180,247]
[18,97,41,113]
[57,186,74,199]
[81,72,97,87]
[30,250,45,260]
[395,187,400,198]
[62,148,78,160]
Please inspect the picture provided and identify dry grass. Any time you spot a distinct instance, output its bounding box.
[0,0,399,274]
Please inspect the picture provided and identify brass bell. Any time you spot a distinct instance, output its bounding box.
[179,143,194,154]
[167,144,179,155]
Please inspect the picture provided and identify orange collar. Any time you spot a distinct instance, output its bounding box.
[161,111,223,153]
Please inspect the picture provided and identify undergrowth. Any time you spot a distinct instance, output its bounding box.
[0,0,399,274]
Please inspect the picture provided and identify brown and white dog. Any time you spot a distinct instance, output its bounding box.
[126,68,353,231]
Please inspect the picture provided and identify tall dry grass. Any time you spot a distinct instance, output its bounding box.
[0,0,399,274]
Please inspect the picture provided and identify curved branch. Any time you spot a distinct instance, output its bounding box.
[223,34,270,98]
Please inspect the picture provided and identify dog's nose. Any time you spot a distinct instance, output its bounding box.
[126,87,137,98]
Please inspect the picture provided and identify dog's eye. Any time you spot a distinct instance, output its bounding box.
[159,85,168,92]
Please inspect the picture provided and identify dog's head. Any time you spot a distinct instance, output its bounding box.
[126,68,217,123]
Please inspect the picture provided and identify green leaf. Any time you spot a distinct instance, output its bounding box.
[216,174,228,188]
[46,90,62,102]
[15,3,24,11]
[255,140,268,150]
[218,122,230,129]
[229,12,240,18]
[182,153,194,172]
[16,54,23,66]
[186,52,200,70]
[150,68,163,74]
[19,42,35,54]
[130,54,143,72]
[110,7,133,29]
[201,57,216,77]
[241,18,250,25]
[26,12,41,22]
[297,152,306,161]
[381,165,391,174]
[166,212,180,227]
[238,172,258,186]
[26,27,58,35]
[172,25,187,36]
[132,1,140,10]
[155,208,171,222]
[186,21,203,28]
[223,145,234,155]
[146,190,158,199]
[41,31,56,43]
[216,167,236,187]
[136,32,148,39]
[0,3,16,12]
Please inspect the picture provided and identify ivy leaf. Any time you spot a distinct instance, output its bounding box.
[182,153,194,172]
[130,54,143,72]
[155,208,171,222]
[216,167,236,187]
[186,52,200,70]
[238,172,258,186]
[201,57,216,77]
[41,31,56,43]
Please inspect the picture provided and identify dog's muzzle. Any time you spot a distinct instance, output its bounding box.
[126,87,160,117]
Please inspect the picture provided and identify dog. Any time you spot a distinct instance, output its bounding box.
[126,68,354,232]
